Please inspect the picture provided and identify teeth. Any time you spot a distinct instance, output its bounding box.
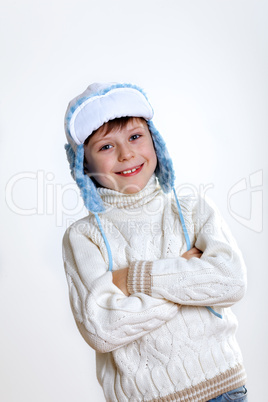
[122,166,139,174]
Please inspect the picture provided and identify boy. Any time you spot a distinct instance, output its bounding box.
[63,82,248,401]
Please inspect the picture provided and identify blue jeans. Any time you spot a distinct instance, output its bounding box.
[208,386,248,401]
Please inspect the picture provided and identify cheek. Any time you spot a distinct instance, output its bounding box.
[85,152,107,174]
[100,157,114,171]
[86,158,97,174]
[152,150,157,168]
[148,144,157,169]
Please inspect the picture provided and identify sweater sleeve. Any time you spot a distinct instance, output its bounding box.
[62,225,179,354]
[127,196,247,308]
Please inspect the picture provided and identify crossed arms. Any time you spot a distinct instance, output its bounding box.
[63,196,247,353]
[113,247,203,296]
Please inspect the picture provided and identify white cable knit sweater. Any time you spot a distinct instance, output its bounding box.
[62,175,247,402]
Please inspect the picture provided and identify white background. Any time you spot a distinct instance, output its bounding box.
[1,0,267,401]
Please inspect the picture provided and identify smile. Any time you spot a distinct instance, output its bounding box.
[116,164,144,176]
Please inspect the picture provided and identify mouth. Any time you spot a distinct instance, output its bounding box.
[115,164,144,176]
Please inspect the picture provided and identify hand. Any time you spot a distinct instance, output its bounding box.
[112,268,130,296]
[181,247,203,260]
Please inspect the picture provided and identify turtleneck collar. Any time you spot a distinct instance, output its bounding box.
[97,174,161,209]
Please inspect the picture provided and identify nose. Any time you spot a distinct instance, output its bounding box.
[118,143,134,162]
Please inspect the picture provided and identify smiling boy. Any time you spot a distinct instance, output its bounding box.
[63,82,248,401]
[83,117,157,194]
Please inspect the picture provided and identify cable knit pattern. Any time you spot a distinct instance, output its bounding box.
[62,176,247,402]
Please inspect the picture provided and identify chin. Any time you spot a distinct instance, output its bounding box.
[120,183,146,194]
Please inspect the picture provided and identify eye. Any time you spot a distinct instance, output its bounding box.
[100,144,113,151]
[129,134,140,141]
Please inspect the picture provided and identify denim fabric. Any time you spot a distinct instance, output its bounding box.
[208,386,248,401]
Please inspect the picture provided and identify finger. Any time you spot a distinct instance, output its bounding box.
[187,247,198,255]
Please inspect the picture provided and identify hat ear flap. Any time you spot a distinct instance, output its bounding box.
[65,143,105,213]
[65,143,76,180]
[147,120,175,193]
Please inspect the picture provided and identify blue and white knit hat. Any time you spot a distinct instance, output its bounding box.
[64,82,175,214]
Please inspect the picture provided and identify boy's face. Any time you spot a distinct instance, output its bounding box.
[84,118,157,194]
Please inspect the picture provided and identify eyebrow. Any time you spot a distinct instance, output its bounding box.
[89,131,114,147]
[127,124,147,132]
